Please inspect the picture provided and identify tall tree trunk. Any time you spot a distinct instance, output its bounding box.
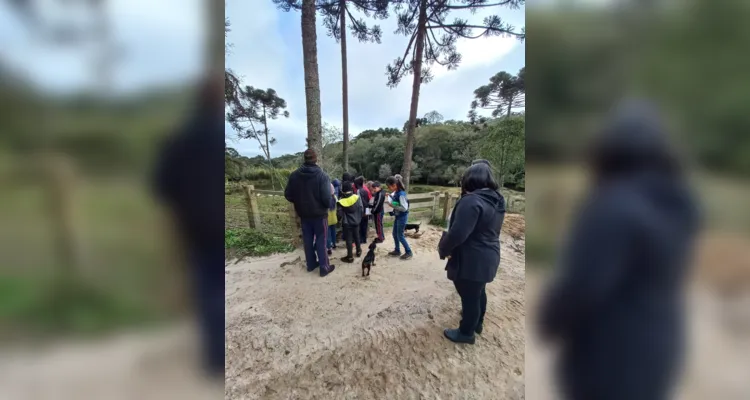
[506,96,512,118]
[262,106,276,190]
[301,0,324,161]
[402,0,428,190]
[340,0,350,172]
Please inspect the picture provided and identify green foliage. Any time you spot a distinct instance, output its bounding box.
[225,228,295,258]
[469,67,525,120]
[480,116,525,188]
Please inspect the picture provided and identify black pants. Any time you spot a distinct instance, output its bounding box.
[359,215,369,243]
[342,224,361,258]
[453,279,487,336]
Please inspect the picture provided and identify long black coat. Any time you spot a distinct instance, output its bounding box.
[537,101,699,400]
[284,163,331,219]
[438,188,505,283]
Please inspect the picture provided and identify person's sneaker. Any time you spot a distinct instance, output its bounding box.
[306,262,319,272]
[356,249,362,258]
[388,250,401,257]
[374,239,384,244]
[320,265,335,277]
[340,256,354,263]
[327,249,332,256]
[443,328,475,344]
[475,324,483,335]
[400,252,413,260]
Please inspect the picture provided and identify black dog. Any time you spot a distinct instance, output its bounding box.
[362,241,377,277]
[404,223,421,233]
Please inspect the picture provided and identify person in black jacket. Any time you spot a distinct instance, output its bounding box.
[370,181,386,243]
[354,176,372,243]
[337,181,363,263]
[537,99,699,400]
[152,75,224,377]
[438,163,505,344]
[285,149,336,277]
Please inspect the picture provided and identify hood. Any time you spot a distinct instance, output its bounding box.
[593,99,698,231]
[297,163,322,178]
[468,188,506,213]
[590,99,679,179]
[338,193,360,207]
[332,179,341,188]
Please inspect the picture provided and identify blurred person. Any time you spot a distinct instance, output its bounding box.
[285,149,335,277]
[537,100,700,400]
[152,75,225,378]
[385,176,413,260]
[332,178,341,198]
[438,163,505,344]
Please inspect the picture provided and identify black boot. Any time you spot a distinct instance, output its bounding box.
[443,328,475,344]
[475,324,483,335]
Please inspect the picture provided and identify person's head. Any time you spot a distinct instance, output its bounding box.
[332,179,340,188]
[303,149,317,165]
[342,172,353,183]
[385,176,405,192]
[460,163,499,194]
[366,180,373,190]
[354,176,365,189]
[588,99,681,183]
[341,181,354,194]
[371,181,382,192]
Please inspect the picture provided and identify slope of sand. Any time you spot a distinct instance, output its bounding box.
[225,219,526,399]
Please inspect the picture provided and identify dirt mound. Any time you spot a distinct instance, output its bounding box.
[225,224,526,399]
[502,213,526,239]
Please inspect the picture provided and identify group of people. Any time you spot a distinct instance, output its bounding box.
[284,149,414,277]
[285,149,509,349]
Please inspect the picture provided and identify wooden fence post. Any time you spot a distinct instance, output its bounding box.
[288,203,301,246]
[442,192,453,221]
[431,191,440,220]
[243,185,261,228]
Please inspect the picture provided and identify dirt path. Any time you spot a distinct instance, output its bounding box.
[225,216,527,399]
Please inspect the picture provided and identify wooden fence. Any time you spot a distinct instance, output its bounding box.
[232,185,525,243]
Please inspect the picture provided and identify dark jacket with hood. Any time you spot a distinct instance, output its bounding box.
[537,100,699,400]
[285,163,331,219]
[337,191,363,226]
[438,188,505,283]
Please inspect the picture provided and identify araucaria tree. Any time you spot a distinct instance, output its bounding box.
[273,0,324,159]
[226,86,290,189]
[274,0,389,173]
[319,0,388,173]
[469,66,525,121]
[386,0,525,188]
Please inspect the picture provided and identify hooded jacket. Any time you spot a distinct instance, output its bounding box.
[337,191,363,226]
[438,188,505,283]
[284,163,331,219]
[537,99,699,400]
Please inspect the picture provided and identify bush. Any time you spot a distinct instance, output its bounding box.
[225,228,294,258]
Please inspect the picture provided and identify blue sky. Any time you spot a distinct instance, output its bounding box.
[0,0,204,94]
[226,0,525,158]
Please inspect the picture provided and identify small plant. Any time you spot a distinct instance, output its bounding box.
[429,216,446,228]
[225,228,294,259]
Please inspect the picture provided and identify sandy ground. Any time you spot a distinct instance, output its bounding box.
[225,215,527,399]
[0,323,222,400]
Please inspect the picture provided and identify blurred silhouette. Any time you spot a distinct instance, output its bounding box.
[152,74,225,378]
[537,99,700,400]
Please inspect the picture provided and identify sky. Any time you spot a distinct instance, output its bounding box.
[0,0,204,94]
[226,0,525,158]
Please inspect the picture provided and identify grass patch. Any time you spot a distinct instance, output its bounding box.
[225,228,294,258]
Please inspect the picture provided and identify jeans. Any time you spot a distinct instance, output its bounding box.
[342,224,361,258]
[393,213,412,254]
[301,217,331,274]
[327,225,336,249]
[453,279,487,336]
